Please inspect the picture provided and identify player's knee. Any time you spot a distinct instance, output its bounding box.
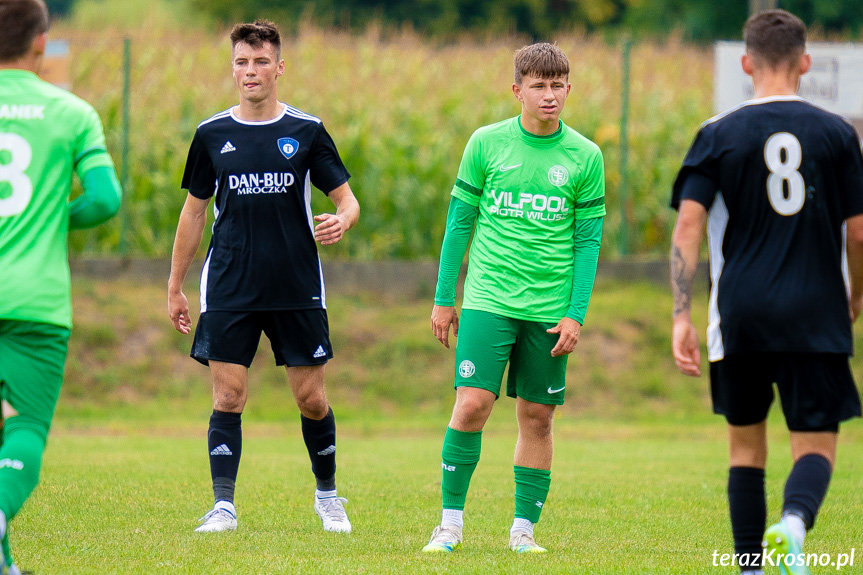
[518,405,554,438]
[451,396,493,429]
[295,392,328,419]
[213,388,246,412]
[526,416,553,439]
[463,397,489,417]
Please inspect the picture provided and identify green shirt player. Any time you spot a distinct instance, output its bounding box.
[0,1,122,572]
[423,43,605,554]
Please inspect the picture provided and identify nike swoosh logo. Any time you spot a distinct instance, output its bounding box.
[547,386,565,394]
[499,163,522,172]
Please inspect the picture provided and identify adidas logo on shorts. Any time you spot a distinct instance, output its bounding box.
[220,141,236,154]
[210,444,233,456]
[0,459,24,470]
[313,345,327,358]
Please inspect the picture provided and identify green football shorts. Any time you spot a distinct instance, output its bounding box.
[0,320,70,427]
[454,309,568,405]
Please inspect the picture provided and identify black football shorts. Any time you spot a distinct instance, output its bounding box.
[709,352,861,431]
[191,309,332,368]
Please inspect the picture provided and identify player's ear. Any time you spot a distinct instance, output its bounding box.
[512,83,523,103]
[741,53,754,77]
[276,59,285,77]
[30,32,48,74]
[798,53,811,76]
[32,32,47,57]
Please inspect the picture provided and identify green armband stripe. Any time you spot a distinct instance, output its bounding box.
[455,178,482,197]
[74,146,108,168]
[575,208,607,220]
[576,196,605,209]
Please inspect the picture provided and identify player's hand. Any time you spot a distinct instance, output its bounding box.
[548,317,581,357]
[314,213,347,245]
[431,305,459,349]
[672,317,701,376]
[168,290,193,335]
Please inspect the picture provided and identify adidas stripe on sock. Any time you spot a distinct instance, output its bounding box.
[208,410,242,504]
[302,408,337,491]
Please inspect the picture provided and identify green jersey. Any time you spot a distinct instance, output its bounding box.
[0,70,115,328]
[452,117,605,322]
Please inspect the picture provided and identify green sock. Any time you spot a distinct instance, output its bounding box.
[514,465,551,524]
[440,427,482,511]
[0,417,47,521]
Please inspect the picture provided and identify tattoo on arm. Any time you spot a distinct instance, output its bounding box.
[671,244,693,317]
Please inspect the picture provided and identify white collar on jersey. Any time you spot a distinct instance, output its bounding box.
[742,94,805,105]
[229,103,288,126]
[703,95,807,127]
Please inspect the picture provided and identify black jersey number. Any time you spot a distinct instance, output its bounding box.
[764,132,805,216]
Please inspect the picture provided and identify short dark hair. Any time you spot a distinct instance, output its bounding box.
[230,19,281,60]
[0,0,49,63]
[513,43,569,84]
[744,9,806,69]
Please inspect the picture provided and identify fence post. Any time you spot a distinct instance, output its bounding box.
[120,37,131,256]
[619,35,632,256]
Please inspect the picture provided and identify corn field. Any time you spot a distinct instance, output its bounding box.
[59,5,713,259]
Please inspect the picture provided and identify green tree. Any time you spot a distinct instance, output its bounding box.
[186,0,859,43]
[46,0,76,17]
[780,0,863,36]
[622,0,748,41]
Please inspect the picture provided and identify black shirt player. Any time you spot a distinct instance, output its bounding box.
[168,20,360,534]
[182,104,347,312]
[670,10,863,575]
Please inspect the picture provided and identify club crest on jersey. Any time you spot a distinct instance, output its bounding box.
[278,137,299,160]
[548,165,569,187]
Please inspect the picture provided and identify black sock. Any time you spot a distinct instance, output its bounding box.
[784,454,832,529]
[728,467,766,568]
[208,410,242,504]
[301,406,336,491]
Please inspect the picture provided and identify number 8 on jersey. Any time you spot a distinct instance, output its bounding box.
[764,132,804,216]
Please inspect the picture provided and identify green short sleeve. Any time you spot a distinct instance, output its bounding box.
[574,150,606,220]
[451,131,486,207]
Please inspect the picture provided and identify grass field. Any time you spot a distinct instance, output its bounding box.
[9,277,863,573]
[19,419,863,574]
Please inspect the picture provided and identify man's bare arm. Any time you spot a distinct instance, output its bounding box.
[168,194,210,333]
[670,199,708,376]
[846,213,863,321]
[314,182,360,245]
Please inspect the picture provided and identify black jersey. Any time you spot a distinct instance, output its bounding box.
[182,104,350,312]
[671,96,863,360]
